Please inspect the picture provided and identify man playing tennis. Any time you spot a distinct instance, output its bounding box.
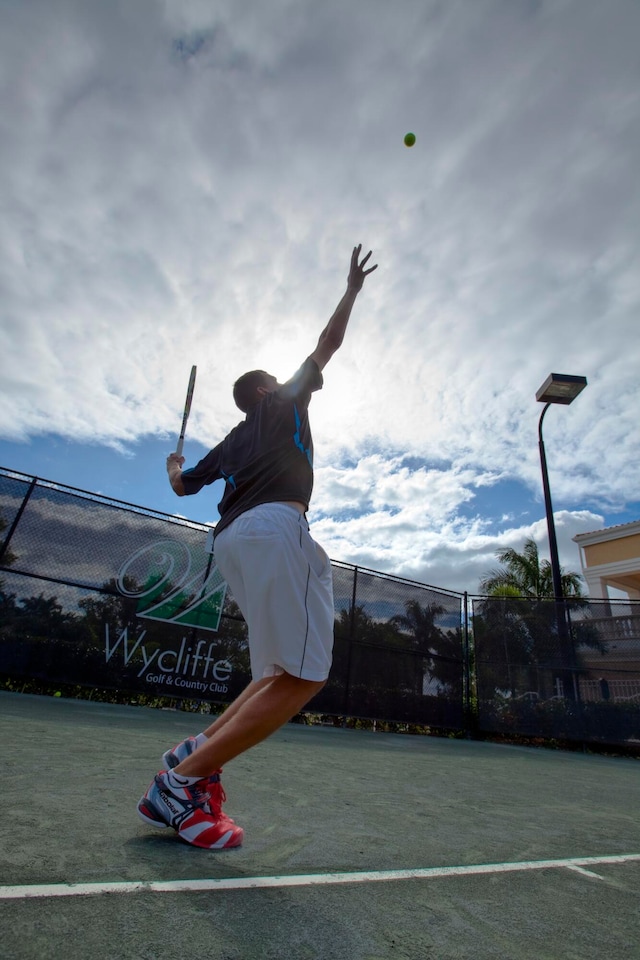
[138,245,377,848]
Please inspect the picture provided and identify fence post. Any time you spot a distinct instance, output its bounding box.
[0,475,38,566]
[341,565,358,724]
[463,591,475,737]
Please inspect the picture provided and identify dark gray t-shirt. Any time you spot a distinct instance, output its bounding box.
[181,357,323,537]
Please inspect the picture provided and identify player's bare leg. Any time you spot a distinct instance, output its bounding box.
[172,672,326,777]
[160,678,280,770]
[199,677,277,739]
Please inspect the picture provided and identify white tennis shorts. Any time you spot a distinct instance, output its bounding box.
[213,503,334,682]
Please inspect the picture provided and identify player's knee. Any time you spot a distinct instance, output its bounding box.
[303,677,327,706]
[285,673,327,700]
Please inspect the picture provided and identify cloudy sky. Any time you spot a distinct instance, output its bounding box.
[1,0,639,596]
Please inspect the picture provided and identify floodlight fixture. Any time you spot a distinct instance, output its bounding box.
[536,373,587,405]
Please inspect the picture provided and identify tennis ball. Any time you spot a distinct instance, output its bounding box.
[54,691,62,697]
[404,132,416,147]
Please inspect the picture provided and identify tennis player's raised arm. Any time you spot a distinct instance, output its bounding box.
[310,245,377,371]
[166,453,186,496]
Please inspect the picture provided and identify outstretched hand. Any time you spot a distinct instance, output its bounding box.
[347,244,377,291]
[309,245,378,371]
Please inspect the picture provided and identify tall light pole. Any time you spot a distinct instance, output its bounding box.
[536,373,587,698]
[536,373,588,597]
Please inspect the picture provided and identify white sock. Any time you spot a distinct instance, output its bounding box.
[167,769,201,788]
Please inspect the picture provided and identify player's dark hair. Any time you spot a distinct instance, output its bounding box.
[233,370,271,413]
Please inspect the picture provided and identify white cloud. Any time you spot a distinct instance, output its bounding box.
[309,452,604,592]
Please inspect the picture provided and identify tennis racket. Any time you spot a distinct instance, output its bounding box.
[176,365,197,456]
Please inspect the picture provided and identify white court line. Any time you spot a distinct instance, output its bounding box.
[1,853,639,901]
[564,865,605,880]
[567,863,604,880]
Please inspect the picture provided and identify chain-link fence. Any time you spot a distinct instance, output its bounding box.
[471,595,640,746]
[0,468,466,729]
[2,467,639,746]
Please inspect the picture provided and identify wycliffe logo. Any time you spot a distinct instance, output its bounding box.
[105,624,232,695]
[116,539,228,634]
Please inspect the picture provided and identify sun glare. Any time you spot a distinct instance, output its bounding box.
[259,339,311,383]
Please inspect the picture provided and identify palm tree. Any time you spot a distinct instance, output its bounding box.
[391,599,447,650]
[476,539,601,702]
[479,538,583,598]
[390,599,454,695]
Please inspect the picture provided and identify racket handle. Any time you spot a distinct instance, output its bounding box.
[176,436,185,457]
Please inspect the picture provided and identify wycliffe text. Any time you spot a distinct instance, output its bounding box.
[104,625,233,694]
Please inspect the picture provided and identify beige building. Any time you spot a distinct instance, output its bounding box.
[572,521,640,703]
[573,520,640,600]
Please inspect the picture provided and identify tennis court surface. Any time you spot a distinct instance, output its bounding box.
[2,691,639,960]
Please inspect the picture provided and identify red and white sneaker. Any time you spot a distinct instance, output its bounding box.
[162,736,200,770]
[203,769,235,823]
[162,738,235,823]
[137,771,243,849]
